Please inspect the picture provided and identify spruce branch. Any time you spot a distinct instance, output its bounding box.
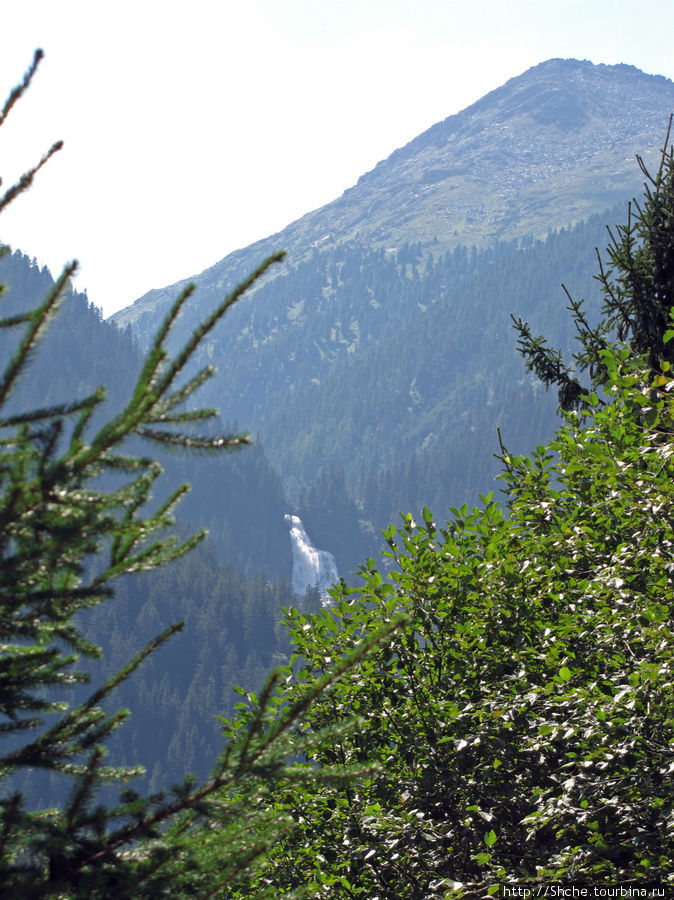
[512,119,674,410]
[0,141,63,216]
[136,426,251,450]
[0,261,77,410]
[2,623,183,772]
[151,250,286,400]
[0,50,43,130]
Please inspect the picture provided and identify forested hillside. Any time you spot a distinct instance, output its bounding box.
[121,209,613,579]
[2,198,638,591]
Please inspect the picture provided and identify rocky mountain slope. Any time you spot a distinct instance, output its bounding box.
[113,58,674,338]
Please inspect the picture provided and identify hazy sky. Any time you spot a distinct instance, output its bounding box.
[1,0,673,316]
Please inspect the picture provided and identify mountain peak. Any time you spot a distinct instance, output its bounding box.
[379,58,672,170]
[526,56,668,80]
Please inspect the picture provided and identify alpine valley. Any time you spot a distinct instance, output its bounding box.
[3,57,674,790]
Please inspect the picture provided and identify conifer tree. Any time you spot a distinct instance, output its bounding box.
[512,116,674,409]
[0,51,395,899]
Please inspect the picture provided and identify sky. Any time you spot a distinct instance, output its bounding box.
[0,0,673,317]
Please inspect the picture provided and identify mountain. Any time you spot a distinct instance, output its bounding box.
[110,59,674,577]
[113,58,674,337]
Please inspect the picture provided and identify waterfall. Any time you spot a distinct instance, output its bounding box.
[285,514,339,606]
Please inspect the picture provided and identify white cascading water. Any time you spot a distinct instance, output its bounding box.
[285,514,339,606]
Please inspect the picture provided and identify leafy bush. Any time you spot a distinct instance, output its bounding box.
[224,128,674,896]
